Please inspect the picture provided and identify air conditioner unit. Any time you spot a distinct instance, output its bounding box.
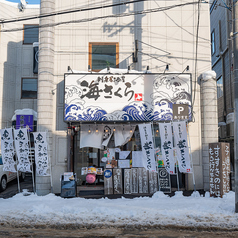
[218,124,227,139]
[226,122,234,137]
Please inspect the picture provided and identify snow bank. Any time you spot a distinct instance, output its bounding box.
[0,191,238,229]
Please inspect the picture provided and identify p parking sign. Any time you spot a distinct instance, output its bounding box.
[173,104,189,120]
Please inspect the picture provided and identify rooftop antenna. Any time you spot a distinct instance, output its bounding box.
[19,0,28,12]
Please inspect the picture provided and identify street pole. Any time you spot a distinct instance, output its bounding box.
[232,0,238,213]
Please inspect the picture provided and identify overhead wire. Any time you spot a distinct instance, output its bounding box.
[0,1,201,32]
[0,0,147,24]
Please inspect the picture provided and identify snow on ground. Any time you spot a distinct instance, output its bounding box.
[0,191,238,229]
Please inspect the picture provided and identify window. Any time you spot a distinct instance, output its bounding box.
[217,76,223,98]
[89,43,119,71]
[21,78,37,99]
[23,25,39,44]
[211,30,215,55]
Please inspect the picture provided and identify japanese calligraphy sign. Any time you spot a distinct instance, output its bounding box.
[158,168,171,193]
[173,121,192,173]
[138,123,156,171]
[159,122,175,174]
[33,132,49,176]
[0,128,16,172]
[13,128,31,172]
[16,115,34,132]
[64,73,192,122]
[209,143,230,198]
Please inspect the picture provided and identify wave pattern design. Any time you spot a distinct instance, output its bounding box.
[65,102,192,122]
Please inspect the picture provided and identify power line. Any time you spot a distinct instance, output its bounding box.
[138,40,171,55]
[0,1,201,33]
[138,51,170,65]
[0,0,147,24]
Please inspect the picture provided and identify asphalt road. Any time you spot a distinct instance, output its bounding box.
[0,174,34,199]
[0,226,238,237]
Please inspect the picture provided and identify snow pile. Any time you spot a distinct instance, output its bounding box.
[0,191,238,229]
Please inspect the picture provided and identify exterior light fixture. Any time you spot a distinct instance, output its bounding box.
[88,125,91,134]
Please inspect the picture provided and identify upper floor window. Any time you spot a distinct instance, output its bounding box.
[89,43,119,71]
[21,78,37,99]
[23,25,39,44]
[211,30,215,55]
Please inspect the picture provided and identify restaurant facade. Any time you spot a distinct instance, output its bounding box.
[0,0,218,195]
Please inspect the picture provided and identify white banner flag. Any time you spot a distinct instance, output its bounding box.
[0,128,16,172]
[14,128,31,172]
[138,123,156,171]
[173,121,192,173]
[159,123,175,174]
[33,132,49,176]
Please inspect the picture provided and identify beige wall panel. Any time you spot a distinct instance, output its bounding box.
[73,30,88,51]
[58,29,72,51]
[150,12,166,27]
[89,29,103,41]
[165,10,182,27]
[56,54,71,75]
[181,11,195,27]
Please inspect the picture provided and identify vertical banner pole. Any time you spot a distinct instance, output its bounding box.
[27,127,35,194]
[151,122,158,191]
[13,127,21,193]
[172,121,180,191]
[186,122,196,192]
[176,161,180,191]
[47,130,53,193]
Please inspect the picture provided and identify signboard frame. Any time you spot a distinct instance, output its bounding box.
[64,73,192,123]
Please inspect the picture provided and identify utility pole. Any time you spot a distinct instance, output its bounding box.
[232,0,238,213]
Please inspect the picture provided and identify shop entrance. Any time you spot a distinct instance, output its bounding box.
[73,124,186,196]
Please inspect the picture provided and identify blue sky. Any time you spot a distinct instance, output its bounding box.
[7,0,40,4]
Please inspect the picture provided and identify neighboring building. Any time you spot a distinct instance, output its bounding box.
[210,0,234,176]
[0,0,218,195]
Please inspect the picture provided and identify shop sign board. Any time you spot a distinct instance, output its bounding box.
[173,104,189,120]
[158,168,171,193]
[64,73,192,122]
[149,171,158,194]
[209,142,230,198]
[104,169,113,195]
[138,168,149,193]
[124,169,132,194]
[131,168,138,193]
[113,168,123,194]
[16,115,34,132]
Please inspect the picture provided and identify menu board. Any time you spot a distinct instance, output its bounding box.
[131,168,138,193]
[158,168,171,193]
[138,168,148,193]
[118,160,130,168]
[124,169,132,194]
[113,169,123,194]
[209,142,230,198]
[149,171,158,194]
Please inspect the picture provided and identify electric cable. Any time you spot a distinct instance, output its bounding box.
[0,0,147,24]
[0,1,201,32]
